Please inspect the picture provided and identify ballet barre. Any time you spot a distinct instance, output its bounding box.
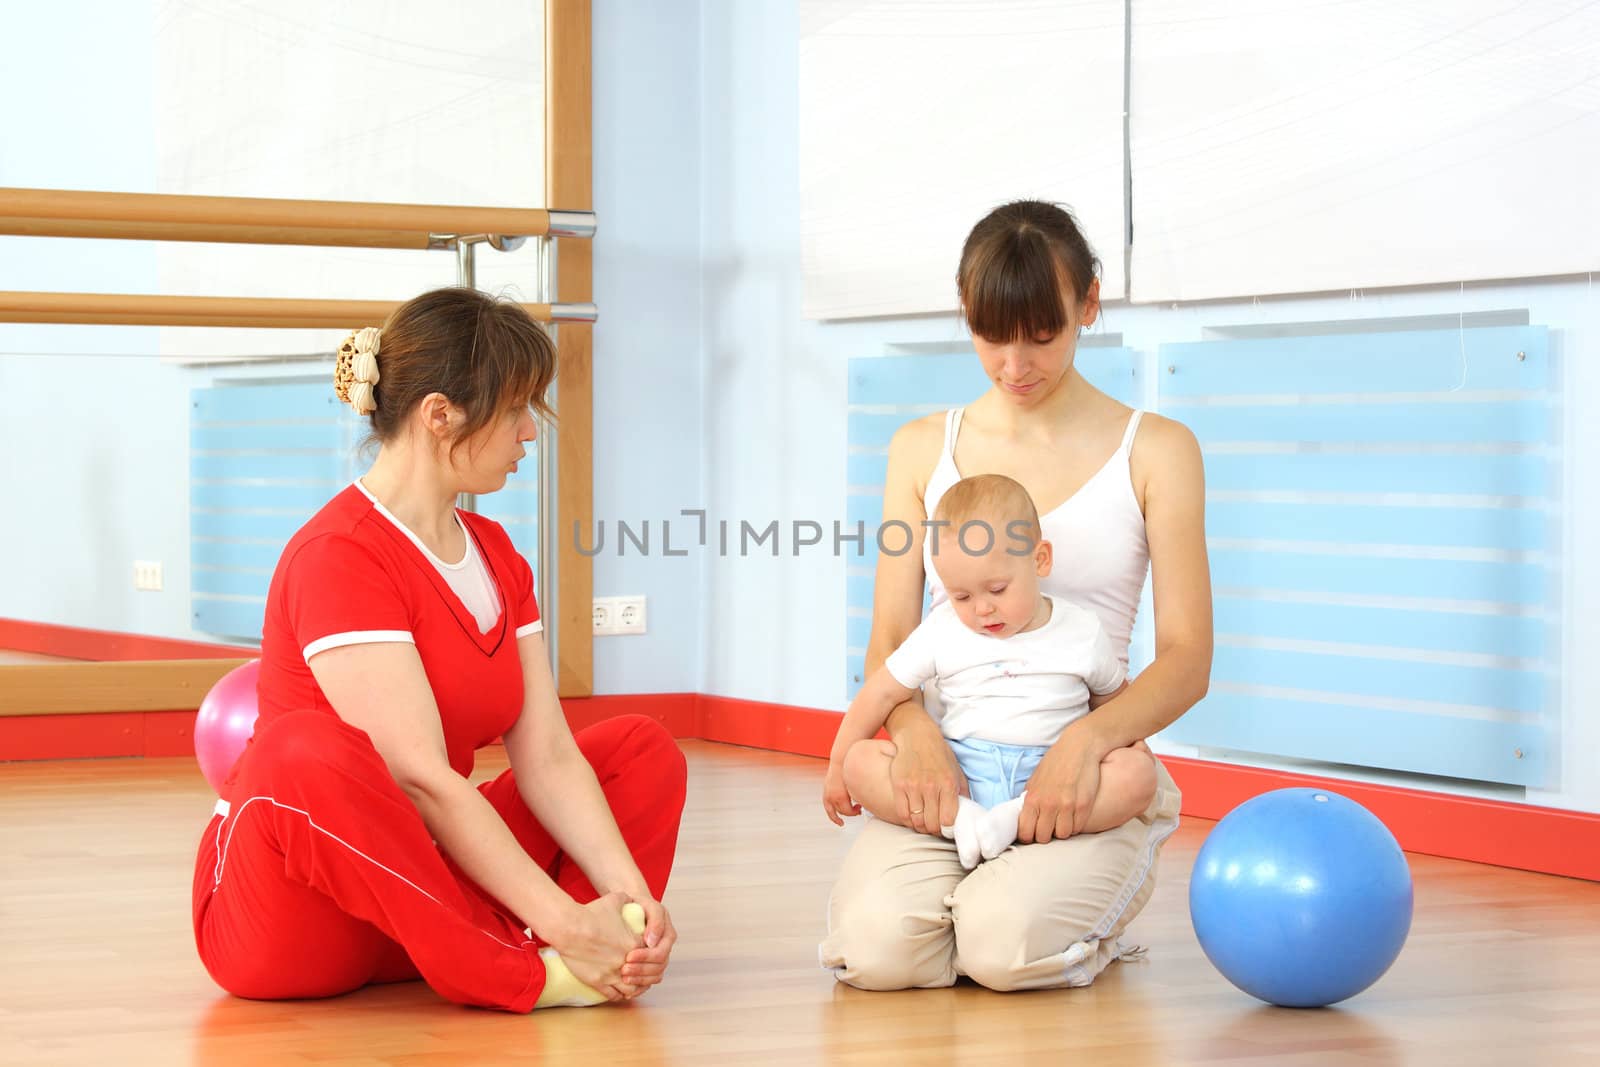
[0,187,595,249]
[0,291,598,328]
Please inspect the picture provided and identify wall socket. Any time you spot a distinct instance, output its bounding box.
[592,595,647,636]
[133,560,163,591]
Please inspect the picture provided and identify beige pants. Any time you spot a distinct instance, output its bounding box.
[819,759,1182,992]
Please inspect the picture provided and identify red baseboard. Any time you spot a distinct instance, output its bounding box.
[0,710,199,760]
[694,694,839,759]
[0,618,250,661]
[4,669,1596,882]
[561,694,838,759]
[1158,755,1600,883]
[562,694,698,737]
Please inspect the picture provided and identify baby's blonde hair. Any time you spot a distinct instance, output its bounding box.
[933,474,1041,554]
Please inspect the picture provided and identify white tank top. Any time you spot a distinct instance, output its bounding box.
[921,408,1150,668]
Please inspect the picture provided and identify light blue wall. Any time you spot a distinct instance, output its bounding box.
[699,1,860,711]
[588,0,703,693]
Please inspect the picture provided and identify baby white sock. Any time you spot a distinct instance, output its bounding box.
[940,796,987,870]
[977,795,1026,860]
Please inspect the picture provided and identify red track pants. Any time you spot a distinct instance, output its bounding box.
[191,711,687,1013]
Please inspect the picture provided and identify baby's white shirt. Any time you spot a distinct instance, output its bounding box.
[884,595,1126,747]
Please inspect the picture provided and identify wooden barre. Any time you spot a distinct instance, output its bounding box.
[0,291,597,328]
[0,658,255,716]
[0,187,596,249]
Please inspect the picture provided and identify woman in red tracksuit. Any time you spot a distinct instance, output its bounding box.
[192,288,686,1012]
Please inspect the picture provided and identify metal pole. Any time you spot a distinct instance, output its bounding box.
[456,238,477,290]
[537,235,561,671]
[456,238,479,514]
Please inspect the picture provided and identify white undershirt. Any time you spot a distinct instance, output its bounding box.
[354,480,502,634]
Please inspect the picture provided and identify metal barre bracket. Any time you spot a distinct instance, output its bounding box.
[546,211,597,239]
[432,231,531,252]
[550,302,598,324]
[426,209,595,251]
[427,232,527,252]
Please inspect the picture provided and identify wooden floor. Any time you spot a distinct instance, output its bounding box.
[2,741,1598,1065]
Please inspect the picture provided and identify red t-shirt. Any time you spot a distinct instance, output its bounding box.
[256,485,540,777]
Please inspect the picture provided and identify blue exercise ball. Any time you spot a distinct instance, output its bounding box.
[1189,787,1413,1008]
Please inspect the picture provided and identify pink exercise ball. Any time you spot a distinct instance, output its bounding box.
[194,659,261,794]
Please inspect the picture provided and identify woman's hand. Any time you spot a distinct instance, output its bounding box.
[888,706,969,835]
[822,761,860,826]
[542,892,644,1000]
[1017,719,1110,844]
[619,896,677,996]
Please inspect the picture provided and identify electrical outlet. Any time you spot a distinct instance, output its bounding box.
[593,596,647,636]
[133,560,163,591]
[615,596,647,635]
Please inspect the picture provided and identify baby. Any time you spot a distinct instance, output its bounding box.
[823,473,1157,867]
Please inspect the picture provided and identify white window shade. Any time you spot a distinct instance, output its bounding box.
[1128,0,1600,303]
[800,0,1127,320]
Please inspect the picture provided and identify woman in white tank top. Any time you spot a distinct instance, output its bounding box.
[822,201,1214,993]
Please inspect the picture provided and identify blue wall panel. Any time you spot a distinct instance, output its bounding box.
[190,540,283,571]
[192,567,279,598]
[1181,401,1553,445]
[1206,502,1547,551]
[190,381,345,420]
[191,422,352,451]
[1203,453,1552,497]
[190,452,346,483]
[1213,595,1546,660]
[846,613,872,651]
[1158,325,1557,786]
[474,446,541,589]
[190,511,314,543]
[847,452,888,488]
[1159,326,1550,395]
[189,380,358,641]
[192,600,268,643]
[1171,692,1547,786]
[1209,645,1542,714]
[1208,549,1546,605]
[190,483,340,513]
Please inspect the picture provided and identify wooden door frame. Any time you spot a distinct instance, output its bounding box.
[547,0,594,696]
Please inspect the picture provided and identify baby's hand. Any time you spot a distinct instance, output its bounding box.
[822,763,860,826]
